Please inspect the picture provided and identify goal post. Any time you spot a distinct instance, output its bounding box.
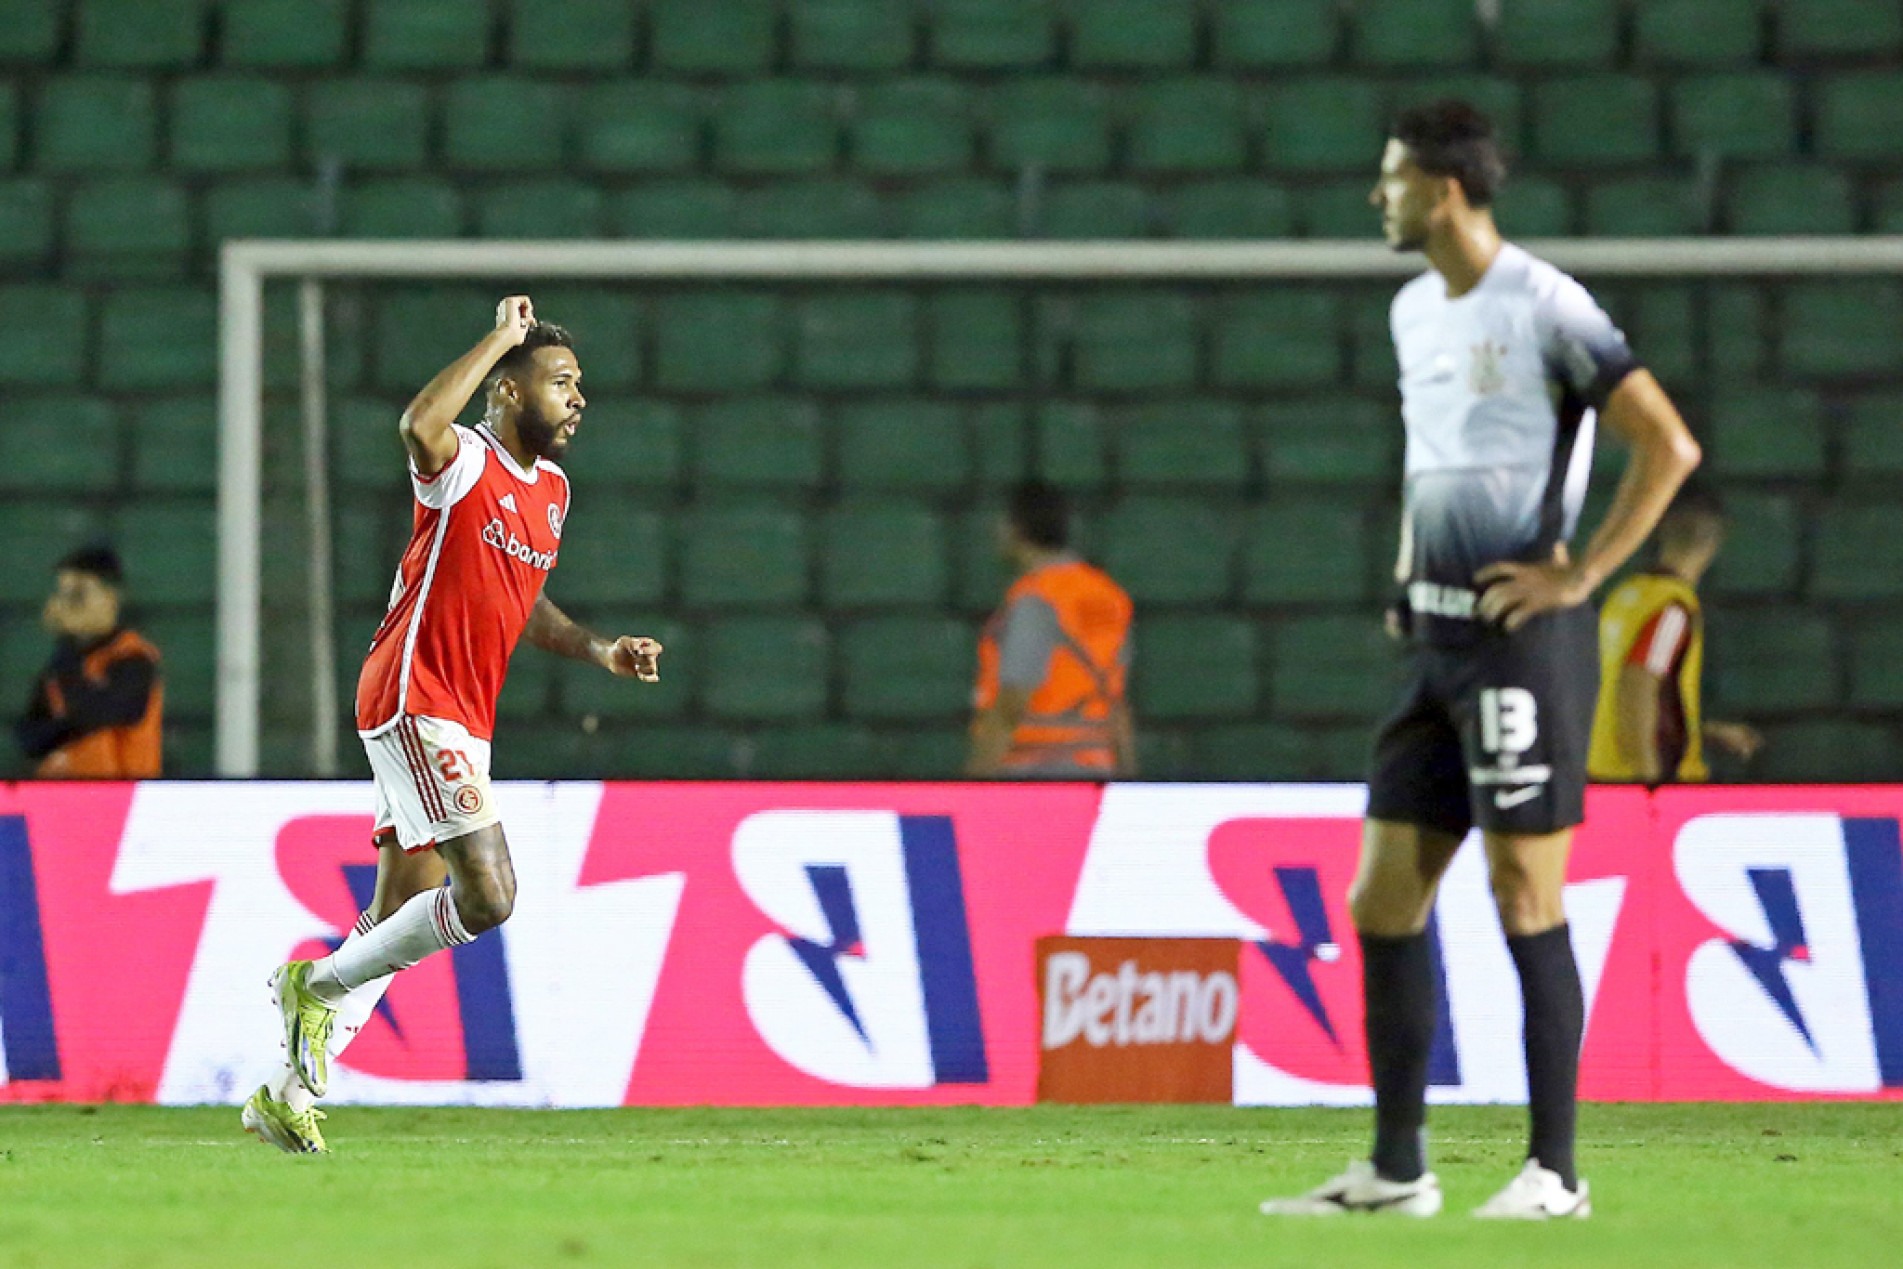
[216,236,1903,777]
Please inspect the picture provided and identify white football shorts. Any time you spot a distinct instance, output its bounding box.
[361,715,499,852]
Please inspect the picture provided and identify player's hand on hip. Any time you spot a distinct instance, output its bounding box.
[605,635,663,682]
[1473,557,1590,631]
[495,295,535,345]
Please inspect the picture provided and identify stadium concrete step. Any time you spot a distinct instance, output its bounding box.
[1707,387,1827,479]
[305,79,431,171]
[835,401,972,492]
[473,179,605,239]
[1132,615,1259,719]
[1115,401,1249,490]
[737,178,887,238]
[1815,71,1903,160]
[653,291,786,391]
[987,79,1114,175]
[0,285,88,387]
[1068,292,1198,391]
[929,0,1058,70]
[819,502,950,608]
[1776,0,1903,60]
[1269,615,1403,720]
[1211,0,1339,68]
[1705,608,1838,712]
[838,616,971,720]
[1782,282,1903,378]
[341,177,462,238]
[548,507,668,608]
[692,397,823,488]
[887,731,969,779]
[1704,492,1801,599]
[850,79,975,175]
[1351,0,1480,68]
[1191,722,1371,781]
[221,0,349,67]
[1672,72,1797,159]
[794,291,920,389]
[1495,0,1620,67]
[1754,722,1903,784]
[552,618,693,719]
[1633,0,1763,66]
[1069,0,1198,70]
[1533,75,1660,166]
[443,79,567,173]
[1212,291,1345,389]
[360,0,489,70]
[1811,504,1903,600]
[206,176,322,242]
[77,0,204,67]
[928,291,1023,389]
[1242,501,1373,605]
[700,615,831,721]
[897,178,1016,238]
[1585,175,1706,236]
[1098,496,1238,605]
[4,397,118,494]
[99,286,217,390]
[66,177,191,280]
[677,501,810,608]
[650,0,777,72]
[789,0,916,71]
[1033,400,1109,489]
[610,180,738,238]
[1257,397,1399,487]
[714,81,840,176]
[36,76,158,171]
[130,397,216,494]
[747,724,890,778]
[0,179,53,267]
[1038,180,1150,239]
[118,499,217,605]
[577,84,703,174]
[591,726,742,779]
[1843,392,1903,476]
[507,0,636,71]
[171,77,294,172]
[1159,179,1296,238]
[1128,79,1250,175]
[1260,78,1384,172]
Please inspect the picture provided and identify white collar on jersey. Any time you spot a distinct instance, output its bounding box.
[476,423,541,484]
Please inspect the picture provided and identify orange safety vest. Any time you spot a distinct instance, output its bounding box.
[974,560,1132,774]
[34,629,164,779]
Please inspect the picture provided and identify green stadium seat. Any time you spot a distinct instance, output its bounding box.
[221,0,347,67]
[329,495,401,607]
[576,84,702,174]
[361,0,489,69]
[1621,284,1699,385]
[610,181,738,238]
[1132,615,1258,719]
[1776,0,1903,59]
[930,0,1056,69]
[1261,79,1384,172]
[595,725,742,779]
[1706,282,1767,379]
[558,616,694,721]
[1270,615,1401,719]
[474,180,605,238]
[327,396,398,484]
[36,77,157,171]
[561,399,680,489]
[1192,723,1370,781]
[1533,76,1660,166]
[650,0,776,72]
[170,76,293,172]
[693,397,823,487]
[1703,492,1800,599]
[1352,0,1480,68]
[516,286,641,388]
[1210,0,1338,68]
[1346,292,1397,389]
[1069,0,1197,70]
[1705,608,1837,713]
[0,285,87,384]
[1843,393,1903,476]
[1755,722,1903,785]
[371,285,493,389]
[988,79,1113,175]
[1816,71,1903,160]
[1812,505,1903,600]
[971,403,1030,485]
[0,83,16,167]
[1130,730,1190,779]
[742,174,887,235]
[1782,282,1903,378]
[840,617,971,719]
[701,616,830,721]
[130,397,215,493]
[955,503,1010,611]
[1632,0,1762,66]
[203,177,317,242]
[1128,79,1248,174]
[1099,497,1237,605]
[749,725,891,778]
[896,178,1016,238]
[1584,176,1706,237]
[341,177,462,238]
[1212,291,1344,389]
[1159,180,1296,239]
[928,290,1023,390]
[1298,180,1382,239]
[2,397,118,494]
[715,81,840,176]
[305,80,430,171]
[821,502,950,607]
[653,292,785,391]
[76,0,204,67]
[1242,501,1372,604]
[1039,180,1150,239]
[1706,388,1827,479]
[443,79,565,172]
[1875,180,1903,233]
[678,501,810,608]
[65,177,190,280]
[508,0,635,71]
[1848,620,1903,709]
[0,180,55,266]
[851,79,974,175]
[836,401,972,492]
[789,0,915,70]
[1493,175,1574,236]
[1071,292,1196,390]
[1258,397,1399,486]
[1672,73,1796,159]
[1116,402,1249,489]
[1392,77,1526,153]
[134,614,214,720]
[1495,0,1620,67]
[0,499,114,605]
[1034,401,1109,489]
[494,650,553,722]
[795,290,919,388]
[888,731,971,779]
[545,508,667,608]
[118,499,217,604]
[0,0,61,63]
[99,287,217,390]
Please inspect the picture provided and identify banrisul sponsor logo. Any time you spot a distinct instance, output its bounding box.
[1042,955,1238,1050]
[482,518,557,571]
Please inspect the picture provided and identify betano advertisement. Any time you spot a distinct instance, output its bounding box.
[2,781,1901,1106]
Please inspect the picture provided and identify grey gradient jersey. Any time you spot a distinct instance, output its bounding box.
[1392,243,1639,645]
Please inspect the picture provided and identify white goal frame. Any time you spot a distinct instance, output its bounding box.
[218,236,1903,776]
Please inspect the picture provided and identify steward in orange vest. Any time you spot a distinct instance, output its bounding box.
[15,547,163,779]
[969,482,1134,778]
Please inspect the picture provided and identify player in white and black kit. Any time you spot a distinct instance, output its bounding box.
[1261,102,1701,1220]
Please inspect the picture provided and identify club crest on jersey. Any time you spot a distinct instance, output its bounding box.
[547,504,564,540]
[453,785,484,815]
[481,519,557,571]
[1469,339,1508,395]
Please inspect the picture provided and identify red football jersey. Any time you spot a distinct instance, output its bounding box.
[356,423,569,741]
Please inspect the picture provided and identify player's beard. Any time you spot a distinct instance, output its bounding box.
[516,406,571,461]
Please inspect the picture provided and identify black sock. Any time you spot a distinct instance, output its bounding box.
[1507,923,1584,1191]
[1360,931,1437,1183]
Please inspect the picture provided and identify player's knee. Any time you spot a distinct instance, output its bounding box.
[1488,859,1563,935]
[1349,875,1428,937]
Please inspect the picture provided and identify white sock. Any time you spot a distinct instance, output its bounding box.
[307,887,473,1002]
[274,911,390,1111]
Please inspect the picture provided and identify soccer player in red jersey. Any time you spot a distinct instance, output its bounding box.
[243,296,664,1153]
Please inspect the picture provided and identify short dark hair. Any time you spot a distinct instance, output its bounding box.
[488,322,575,388]
[59,544,124,588]
[1657,479,1727,554]
[1391,99,1507,207]
[1007,480,1070,550]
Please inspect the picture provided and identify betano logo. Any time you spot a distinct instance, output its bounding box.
[1041,954,1238,1049]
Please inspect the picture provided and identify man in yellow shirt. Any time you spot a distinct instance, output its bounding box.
[1589,485,1762,784]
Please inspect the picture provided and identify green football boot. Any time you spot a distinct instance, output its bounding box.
[240,1084,329,1155]
[270,960,337,1097]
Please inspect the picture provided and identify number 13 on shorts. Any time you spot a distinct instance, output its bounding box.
[1480,686,1539,757]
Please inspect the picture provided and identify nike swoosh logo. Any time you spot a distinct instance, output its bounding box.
[1354,1189,1429,1210]
[1494,785,1543,810]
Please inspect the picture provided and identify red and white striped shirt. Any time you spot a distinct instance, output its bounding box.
[356,423,568,741]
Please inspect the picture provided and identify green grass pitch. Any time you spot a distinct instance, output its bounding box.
[0,1103,1896,1267]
